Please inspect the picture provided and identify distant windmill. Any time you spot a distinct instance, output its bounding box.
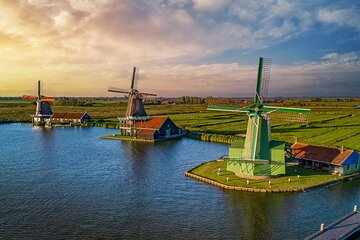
[108,67,157,136]
[23,80,54,125]
[208,57,311,178]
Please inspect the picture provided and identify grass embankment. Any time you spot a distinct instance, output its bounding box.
[188,160,348,191]
[101,134,135,140]
[187,132,245,144]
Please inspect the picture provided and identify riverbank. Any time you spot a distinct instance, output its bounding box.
[101,134,154,142]
[186,160,360,193]
[83,121,119,129]
[0,120,23,124]
[186,131,244,144]
[101,129,242,144]
[101,133,184,142]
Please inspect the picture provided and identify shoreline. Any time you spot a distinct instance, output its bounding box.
[100,134,185,142]
[0,121,238,144]
[185,160,360,193]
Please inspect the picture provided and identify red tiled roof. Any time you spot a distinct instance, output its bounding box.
[291,143,353,165]
[138,129,156,135]
[51,112,86,119]
[135,116,168,130]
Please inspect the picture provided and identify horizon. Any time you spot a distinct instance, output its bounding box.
[1,95,360,100]
[1,0,360,97]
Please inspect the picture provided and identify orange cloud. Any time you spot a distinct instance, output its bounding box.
[0,1,359,97]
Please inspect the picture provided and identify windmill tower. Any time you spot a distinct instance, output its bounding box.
[108,67,157,136]
[23,80,54,125]
[208,57,311,179]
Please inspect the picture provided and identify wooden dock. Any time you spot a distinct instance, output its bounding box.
[306,206,360,240]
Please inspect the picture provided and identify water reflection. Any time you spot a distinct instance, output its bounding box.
[1,124,360,239]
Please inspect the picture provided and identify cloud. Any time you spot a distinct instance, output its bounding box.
[193,0,227,12]
[1,51,359,97]
[121,52,360,97]
[317,8,360,30]
[0,0,359,97]
[321,52,360,66]
[269,52,360,96]
[0,0,324,65]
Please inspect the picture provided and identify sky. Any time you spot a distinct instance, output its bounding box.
[0,0,360,97]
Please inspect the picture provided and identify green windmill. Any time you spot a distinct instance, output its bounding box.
[208,57,310,179]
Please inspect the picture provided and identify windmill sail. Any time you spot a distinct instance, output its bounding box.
[260,58,271,101]
[108,67,158,136]
[23,80,54,125]
[255,57,271,105]
[35,80,53,116]
[108,67,156,118]
[206,57,310,178]
[131,67,136,89]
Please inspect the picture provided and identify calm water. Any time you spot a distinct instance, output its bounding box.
[1,124,360,240]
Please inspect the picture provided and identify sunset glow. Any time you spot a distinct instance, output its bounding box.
[1,0,359,97]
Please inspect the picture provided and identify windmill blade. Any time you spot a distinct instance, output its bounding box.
[260,58,271,100]
[262,106,311,123]
[140,92,157,97]
[261,106,311,114]
[268,112,309,123]
[22,95,37,99]
[108,89,129,94]
[207,105,250,113]
[40,97,55,102]
[255,57,271,105]
[108,87,129,94]
[131,67,136,89]
[37,80,41,99]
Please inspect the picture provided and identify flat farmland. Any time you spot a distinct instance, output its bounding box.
[1,99,359,150]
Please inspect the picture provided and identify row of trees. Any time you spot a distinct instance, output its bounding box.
[53,98,94,106]
[19,96,359,107]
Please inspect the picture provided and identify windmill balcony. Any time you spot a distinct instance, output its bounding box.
[222,155,270,165]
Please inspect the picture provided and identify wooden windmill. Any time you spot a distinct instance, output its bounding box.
[208,58,311,178]
[108,67,157,136]
[23,80,54,125]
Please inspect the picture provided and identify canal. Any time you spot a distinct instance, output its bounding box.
[1,124,360,239]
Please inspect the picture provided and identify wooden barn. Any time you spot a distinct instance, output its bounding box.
[291,143,360,175]
[49,112,92,124]
[133,116,183,141]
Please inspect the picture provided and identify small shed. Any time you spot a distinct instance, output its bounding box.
[135,116,183,141]
[50,112,92,124]
[291,143,360,175]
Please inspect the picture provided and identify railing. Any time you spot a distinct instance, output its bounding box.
[305,205,360,240]
[222,157,270,165]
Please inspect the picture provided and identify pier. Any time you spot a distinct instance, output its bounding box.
[306,205,360,240]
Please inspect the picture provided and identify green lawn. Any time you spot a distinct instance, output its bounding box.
[189,160,346,190]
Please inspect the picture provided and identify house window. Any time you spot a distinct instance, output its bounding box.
[347,165,350,171]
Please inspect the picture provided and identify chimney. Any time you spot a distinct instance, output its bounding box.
[340,146,344,154]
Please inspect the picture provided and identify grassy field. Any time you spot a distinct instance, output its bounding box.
[1,98,360,150]
[189,160,346,190]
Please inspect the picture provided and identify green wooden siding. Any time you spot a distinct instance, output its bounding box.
[226,139,286,177]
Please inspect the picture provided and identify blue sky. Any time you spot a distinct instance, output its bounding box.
[0,0,359,97]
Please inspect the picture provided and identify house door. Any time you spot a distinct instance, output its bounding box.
[166,129,171,137]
